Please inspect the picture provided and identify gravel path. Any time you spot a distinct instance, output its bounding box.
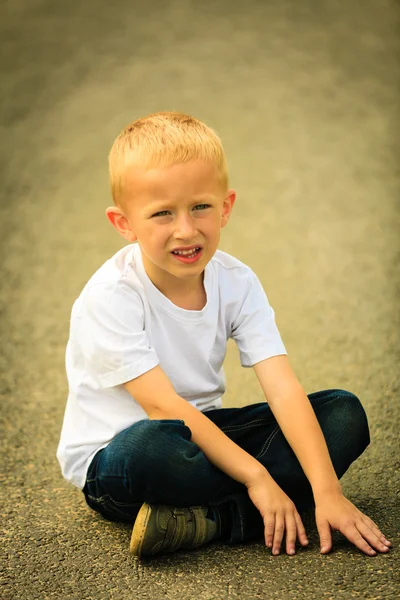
[1,1,399,598]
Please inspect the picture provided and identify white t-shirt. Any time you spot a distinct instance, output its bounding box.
[57,244,287,488]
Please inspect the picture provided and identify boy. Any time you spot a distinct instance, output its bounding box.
[57,112,391,559]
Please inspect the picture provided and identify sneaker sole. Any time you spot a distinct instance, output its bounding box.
[130,503,152,557]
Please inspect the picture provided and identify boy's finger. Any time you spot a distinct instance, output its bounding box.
[264,514,275,548]
[294,512,309,546]
[361,517,391,547]
[316,519,332,554]
[284,514,298,555]
[364,515,380,529]
[356,521,390,553]
[272,514,285,555]
[342,525,377,556]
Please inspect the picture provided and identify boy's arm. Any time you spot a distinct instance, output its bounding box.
[124,365,275,487]
[253,355,341,496]
[253,355,391,555]
[123,365,309,554]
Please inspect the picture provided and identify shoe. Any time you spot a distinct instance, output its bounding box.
[130,502,219,557]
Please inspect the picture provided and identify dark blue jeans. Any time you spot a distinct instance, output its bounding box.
[83,389,370,543]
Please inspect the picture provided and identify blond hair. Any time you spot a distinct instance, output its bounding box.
[109,112,228,205]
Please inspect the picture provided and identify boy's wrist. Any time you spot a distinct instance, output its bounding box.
[312,481,343,502]
[244,464,272,488]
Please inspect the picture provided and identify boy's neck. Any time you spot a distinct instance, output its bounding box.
[142,260,206,308]
[165,283,207,311]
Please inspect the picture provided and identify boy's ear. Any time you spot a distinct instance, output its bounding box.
[221,189,236,228]
[105,206,138,242]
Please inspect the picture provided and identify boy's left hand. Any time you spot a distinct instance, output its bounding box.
[315,492,392,556]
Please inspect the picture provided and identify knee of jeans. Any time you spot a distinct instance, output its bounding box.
[118,418,192,466]
[331,390,370,450]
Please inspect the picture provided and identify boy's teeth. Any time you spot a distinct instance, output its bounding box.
[173,248,199,256]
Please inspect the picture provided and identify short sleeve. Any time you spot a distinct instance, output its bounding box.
[71,282,159,388]
[230,273,287,367]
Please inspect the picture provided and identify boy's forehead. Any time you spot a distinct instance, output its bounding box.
[124,160,224,202]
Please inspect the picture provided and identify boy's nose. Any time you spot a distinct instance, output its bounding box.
[174,215,197,239]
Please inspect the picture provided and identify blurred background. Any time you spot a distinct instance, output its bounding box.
[1,1,399,599]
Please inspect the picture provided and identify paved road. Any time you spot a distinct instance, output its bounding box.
[1,1,399,598]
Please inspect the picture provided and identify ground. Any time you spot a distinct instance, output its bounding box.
[1,1,399,598]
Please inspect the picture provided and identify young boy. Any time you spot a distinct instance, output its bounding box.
[57,112,391,559]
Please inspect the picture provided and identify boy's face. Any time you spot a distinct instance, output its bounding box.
[106,160,236,292]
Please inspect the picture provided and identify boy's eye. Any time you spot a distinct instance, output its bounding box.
[152,205,210,218]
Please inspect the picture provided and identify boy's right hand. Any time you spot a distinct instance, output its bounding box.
[246,472,309,555]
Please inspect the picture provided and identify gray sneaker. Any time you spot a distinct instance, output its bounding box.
[130,502,219,558]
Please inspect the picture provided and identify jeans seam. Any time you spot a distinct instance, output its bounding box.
[87,493,109,504]
[238,503,244,540]
[86,491,139,509]
[256,425,280,460]
[221,418,273,434]
[86,480,139,508]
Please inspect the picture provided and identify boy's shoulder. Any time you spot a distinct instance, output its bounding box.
[212,249,251,271]
[72,244,142,314]
[211,249,257,286]
[87,244,137,285]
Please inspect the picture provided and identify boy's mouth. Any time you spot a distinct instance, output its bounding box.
[171,247,203,263]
